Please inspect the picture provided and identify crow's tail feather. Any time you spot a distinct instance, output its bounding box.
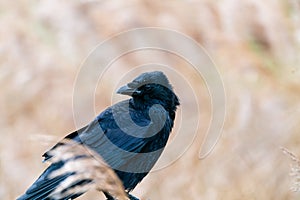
[17,162,76,200]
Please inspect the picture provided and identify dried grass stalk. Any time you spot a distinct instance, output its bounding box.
[281,147,300,192]
[47,139,129,200]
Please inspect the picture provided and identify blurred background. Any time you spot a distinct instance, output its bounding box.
[1,0,300,199]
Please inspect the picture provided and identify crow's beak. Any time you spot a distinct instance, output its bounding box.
[117,84,136,95]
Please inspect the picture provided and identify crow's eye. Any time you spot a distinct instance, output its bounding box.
[144,85,151,91]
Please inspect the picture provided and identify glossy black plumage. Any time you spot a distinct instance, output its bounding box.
[17,71,179,200]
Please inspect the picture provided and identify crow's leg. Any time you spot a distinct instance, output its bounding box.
[128,193,140,200]
[104,192,140,200]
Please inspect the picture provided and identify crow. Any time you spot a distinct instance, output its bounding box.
[17,71,180,200]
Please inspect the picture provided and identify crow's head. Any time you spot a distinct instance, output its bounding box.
[117,71,179,111]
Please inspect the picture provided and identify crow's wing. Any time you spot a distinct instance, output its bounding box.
[44,139,129,200]
[77,100,169,173]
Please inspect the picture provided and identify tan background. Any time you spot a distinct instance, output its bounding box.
[1,0,300,199]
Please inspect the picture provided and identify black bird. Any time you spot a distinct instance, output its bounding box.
[17,71,180,200]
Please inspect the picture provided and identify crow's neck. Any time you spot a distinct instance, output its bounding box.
[130,98,177,120]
